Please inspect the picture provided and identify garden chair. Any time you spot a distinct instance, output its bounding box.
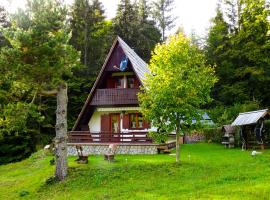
[75,145,88,164]
[104,144,117,162]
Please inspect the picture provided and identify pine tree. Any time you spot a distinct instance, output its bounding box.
[113,0,161,61]
[206,0,270,107]
[70,0,110,72]
[152,0,176,41]
[0,6,10,48]
[68,0,113,129]
[230,0,270,105]
[1,0,80,180]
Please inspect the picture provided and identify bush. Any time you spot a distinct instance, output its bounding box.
[0,103,43,164]
[208,101,260,126]
[200,127,223,143]
[0,134,36,164]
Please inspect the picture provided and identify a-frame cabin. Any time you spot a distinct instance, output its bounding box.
[68,37,154,145]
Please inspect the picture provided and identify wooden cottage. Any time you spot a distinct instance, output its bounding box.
[68,37,166,155]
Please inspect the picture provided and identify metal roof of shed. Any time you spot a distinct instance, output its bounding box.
[231,109,269,126]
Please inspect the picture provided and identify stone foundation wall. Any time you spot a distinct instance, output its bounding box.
[67,144,157,155]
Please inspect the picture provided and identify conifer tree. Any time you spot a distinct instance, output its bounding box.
[1,0,80,180]
[152,0,176,41]
[113,0,161,61]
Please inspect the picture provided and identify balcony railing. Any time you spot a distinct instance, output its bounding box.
[68,131,152,144]
[90,88,139,106]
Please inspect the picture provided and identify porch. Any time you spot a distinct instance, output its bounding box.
[68,131,153,144]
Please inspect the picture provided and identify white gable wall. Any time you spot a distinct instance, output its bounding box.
[88,111,101,132]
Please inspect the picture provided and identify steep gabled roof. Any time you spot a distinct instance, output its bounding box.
[72,36,149,131]
[118,37,149,81]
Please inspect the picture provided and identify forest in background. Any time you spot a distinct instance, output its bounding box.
[0,0,269,163]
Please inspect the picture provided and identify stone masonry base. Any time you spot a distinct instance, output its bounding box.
[67,144,158,155]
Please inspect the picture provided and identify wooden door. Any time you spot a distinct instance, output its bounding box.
[101,114,110,142]
[110,113,120,142]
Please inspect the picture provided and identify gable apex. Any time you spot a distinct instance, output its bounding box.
[117,37,149,82]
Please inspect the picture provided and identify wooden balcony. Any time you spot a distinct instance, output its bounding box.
[90,88,139,106]
[68,131,152,144]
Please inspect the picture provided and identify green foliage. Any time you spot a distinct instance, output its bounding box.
[139,33,217,135]
[3,1,80,88]
[0,6,10,48]
[206,0,270,108]
[70,0,113,73]
[0,102,44,137]
[199,127,223,143]
[113,0,161,61]
[152,0,176,41]
[0,102,43,164]
[209,101,261,125]
[148,130,169,143]
[68,0,113,128]
[0,0,80,163]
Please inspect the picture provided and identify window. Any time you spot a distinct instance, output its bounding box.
[115,78,124,88]
[127,77,135,88]
[129,113,143,129]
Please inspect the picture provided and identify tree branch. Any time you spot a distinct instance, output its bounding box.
[39,89,58,96]
[31,89,38,104]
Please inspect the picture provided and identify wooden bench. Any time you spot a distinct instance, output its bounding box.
[157,145,171,154]
[104,144,117,162]
[75,145,88,164]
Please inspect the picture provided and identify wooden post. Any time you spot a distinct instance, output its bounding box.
[175,124,180,163]
[176,133,180,163]
[55,83,68,180]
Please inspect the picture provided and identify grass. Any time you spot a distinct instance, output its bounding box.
[1,143,270,200]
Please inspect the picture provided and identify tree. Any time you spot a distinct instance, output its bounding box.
[0,6,10,48]
[152,0,176,41]
[69,0,113,128]
[136,0,162,60]
[224,0,242,33]
[205,6,232,105]
[113,0,161,61]
[206,0,270,107]
[1,0,80,180]
[230,0,270,106]
[70,0,111,72]
[139,33,217,162]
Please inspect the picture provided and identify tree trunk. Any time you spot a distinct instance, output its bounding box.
[84,1,89,67]
[176,133,180,163]
[55,83,68,181]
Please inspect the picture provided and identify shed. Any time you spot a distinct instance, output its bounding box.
[231,109,269,149]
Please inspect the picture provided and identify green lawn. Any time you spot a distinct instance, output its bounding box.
[1,143,270,200]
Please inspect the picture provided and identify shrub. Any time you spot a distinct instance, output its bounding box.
[199,127,223,143]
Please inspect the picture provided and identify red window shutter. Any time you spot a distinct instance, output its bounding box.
[143,120,150,129]
[101,114,110,132]
[107,78,115,88]
[134,78,140,88]
[122,114,129,129]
